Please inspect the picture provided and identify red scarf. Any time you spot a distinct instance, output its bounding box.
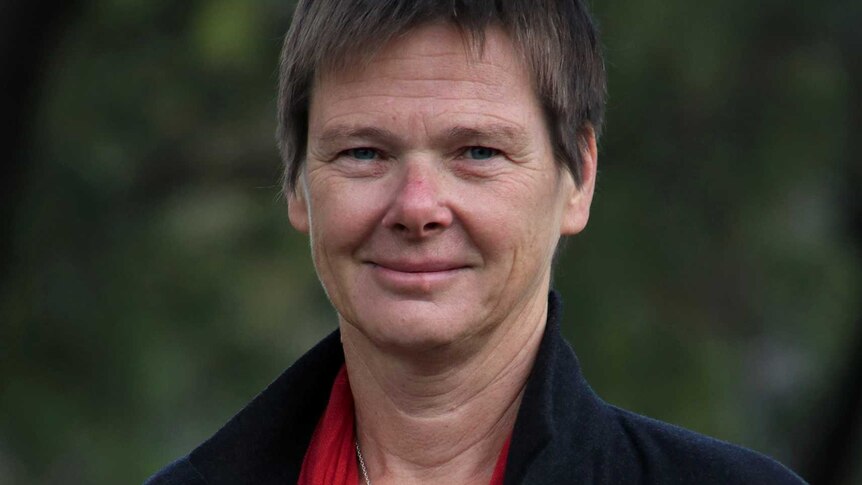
[299,366,511,484]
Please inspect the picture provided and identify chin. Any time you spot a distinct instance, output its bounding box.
[353,304,483,353]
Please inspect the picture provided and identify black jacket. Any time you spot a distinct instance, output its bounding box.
[145,293,806,484]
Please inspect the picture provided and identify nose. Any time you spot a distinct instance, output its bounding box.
[382,161,453,238]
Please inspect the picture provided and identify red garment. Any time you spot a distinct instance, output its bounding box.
[299,365,512,484]
[489,436,511,485]
[298,366,358,484]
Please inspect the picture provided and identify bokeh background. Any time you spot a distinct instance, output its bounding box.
[2,0,861,483]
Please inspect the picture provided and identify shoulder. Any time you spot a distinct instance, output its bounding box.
[143,456,208,485]
[142,329,345,484]
[608,405,807,484]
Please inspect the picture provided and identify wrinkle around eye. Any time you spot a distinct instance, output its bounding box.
[324,150,391,179]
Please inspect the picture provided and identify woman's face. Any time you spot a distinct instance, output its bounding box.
[289,23,593,351]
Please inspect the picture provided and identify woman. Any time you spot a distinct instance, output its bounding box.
[146,1,804,483]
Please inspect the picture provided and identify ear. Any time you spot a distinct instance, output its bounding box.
[560,125,598,235]
[287,180,310,234]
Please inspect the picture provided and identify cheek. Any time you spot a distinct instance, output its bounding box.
[455,197,550,278]
[305,188,378,312]
[307,181,386,260]
[457,176,563,249]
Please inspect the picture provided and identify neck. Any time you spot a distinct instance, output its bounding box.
[341,292,549,485]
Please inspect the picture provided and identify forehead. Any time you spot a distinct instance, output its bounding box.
[309,23,542,134]
[318,22,526,81]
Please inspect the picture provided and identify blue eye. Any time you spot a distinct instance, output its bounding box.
[465,147,499,160]
[347,148,378,160]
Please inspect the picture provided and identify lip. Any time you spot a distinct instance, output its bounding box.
[370,259,468,273]
[366,260,469,292]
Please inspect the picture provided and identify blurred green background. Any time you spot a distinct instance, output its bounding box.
[2,0,861,483]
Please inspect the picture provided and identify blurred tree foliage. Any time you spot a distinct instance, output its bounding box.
[1,0,860,483]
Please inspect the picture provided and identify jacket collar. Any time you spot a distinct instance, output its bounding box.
[190,328,345,484]
[504,291,612,484]
[189,291,605,484]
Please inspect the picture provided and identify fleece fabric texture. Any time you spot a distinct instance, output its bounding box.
[144,292,806,484]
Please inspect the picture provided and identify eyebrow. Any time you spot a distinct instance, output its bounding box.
[316,126,399,147]
[444,124,532,149]
[314,122,532,151]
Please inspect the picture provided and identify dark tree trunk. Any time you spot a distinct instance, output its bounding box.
[0,0,80,277]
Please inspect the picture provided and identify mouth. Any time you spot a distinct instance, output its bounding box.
[368,260,469,273]
[365,260,470,292]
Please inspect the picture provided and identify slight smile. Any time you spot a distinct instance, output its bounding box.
[366,260,470,293]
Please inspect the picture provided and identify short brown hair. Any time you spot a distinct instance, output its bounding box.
[277,0,606,193]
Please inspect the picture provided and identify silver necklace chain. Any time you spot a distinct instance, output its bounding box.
[355,438,372,485]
